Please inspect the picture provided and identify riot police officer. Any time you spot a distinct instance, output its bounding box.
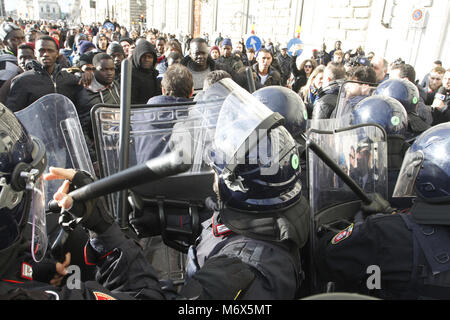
[184,81,309,299]
[252,85,309,199]
[373,78,430,141]
[314,122,450,300]
[252,85,308,141]
[0,104,165,300]
[131,79,310,299]
[348,95,411,209]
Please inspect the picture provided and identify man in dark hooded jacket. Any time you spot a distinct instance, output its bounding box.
[215,38,244,76]
[95,33,110,53]
[131,40,161,104]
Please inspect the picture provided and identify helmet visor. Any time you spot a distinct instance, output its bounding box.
[28,176,47,262]
[392,149,424,198]
[334,80,378,119]
[209,79,281,169]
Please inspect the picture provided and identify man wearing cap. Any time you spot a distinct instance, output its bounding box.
[210,45,220,61]
[0,22,25,88]
[0,22,25,56]
[106,42,125,81]
[95,33,110,53]
[349,137,379,192]
[276,45,292,86]
[215,38,244,75]
[119,37,134,58]
[78,40,96,56]
[25,28,39,43]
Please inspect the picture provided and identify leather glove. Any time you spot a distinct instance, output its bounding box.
[129,207,161,238]
[361,193,395,216]
[65,170,114,234]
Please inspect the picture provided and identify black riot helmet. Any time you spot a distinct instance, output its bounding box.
[374,78,420,114]
[209,79,302,213]
[393,122,450,204]
[252,86,308,141]
[349,95,408,136]
[0,104,47,262]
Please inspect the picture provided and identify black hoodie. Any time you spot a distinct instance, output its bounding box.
[131,41,161,104]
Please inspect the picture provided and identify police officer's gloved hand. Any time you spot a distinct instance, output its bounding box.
[129,207,161,238]
[361,193,395,216]
[65,170,114,234]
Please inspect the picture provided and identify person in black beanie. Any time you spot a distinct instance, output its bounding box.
[106,42,126,81]
[119,37,134,58]
[130,40,161,104]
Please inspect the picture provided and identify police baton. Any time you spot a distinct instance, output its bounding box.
[302,133,372,205]
[246,67,256,93]
[117,58,132,229]
[48,150,192,211]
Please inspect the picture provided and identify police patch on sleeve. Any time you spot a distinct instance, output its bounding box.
[92,291,117,300]
[331,224,354,245]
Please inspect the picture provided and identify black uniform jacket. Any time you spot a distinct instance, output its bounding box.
[0,224,165,300]
[315,213,413,297]
[182,196,310,300]
[5,62,84,112]
[315,204,450,299]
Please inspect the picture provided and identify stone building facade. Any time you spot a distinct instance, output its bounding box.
[17,0,62,21]
[68,0,448,79]
[77,0,146,31]
[143,0,449,80]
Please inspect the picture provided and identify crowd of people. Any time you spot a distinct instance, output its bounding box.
[0,15,449,302]
[0,17,448,127]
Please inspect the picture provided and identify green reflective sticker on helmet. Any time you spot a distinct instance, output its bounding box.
[291,154,299,170]
[413,97,418,104]
[391,116,400,126]
[303,110,308,120]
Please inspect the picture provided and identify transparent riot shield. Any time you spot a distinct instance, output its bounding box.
[333,81,378,120]
[91,100,221,212]
[15,93,95,262]
[16,94,95,204]
[308,124,388,216]
[91,96,223,283]
[306,123,387,293]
